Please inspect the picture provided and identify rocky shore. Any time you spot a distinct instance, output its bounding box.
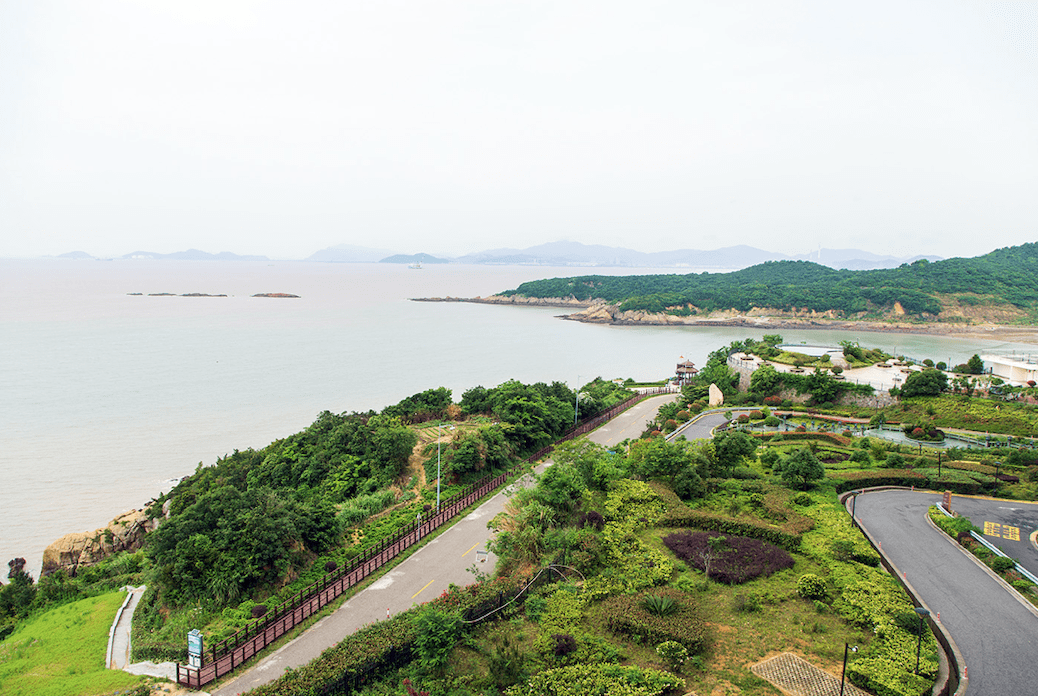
[413,295,1038,342]
[40,504,168,576]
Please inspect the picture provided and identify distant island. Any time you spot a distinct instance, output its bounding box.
[379,252,450,265]
[415,243,1038,339]
[127,292,299,298]
[52,241,941,271]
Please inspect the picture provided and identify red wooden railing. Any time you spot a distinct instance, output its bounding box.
[176,388,673,687]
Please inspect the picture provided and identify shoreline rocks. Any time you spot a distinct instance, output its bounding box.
[40,507,163,577]
[412,295,1038,341]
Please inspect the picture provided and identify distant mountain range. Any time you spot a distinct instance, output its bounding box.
[54,241,941,271]
[57,249,270,262]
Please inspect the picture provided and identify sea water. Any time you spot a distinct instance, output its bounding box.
[1,258,1027,577]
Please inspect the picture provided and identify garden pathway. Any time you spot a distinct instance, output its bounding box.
[751,653,869,696]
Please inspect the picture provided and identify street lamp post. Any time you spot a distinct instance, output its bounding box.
[437,422,443,513]
[436,422,455,514]
[840,643,858,696]
[913,606,931,674]
[574,375,581,425]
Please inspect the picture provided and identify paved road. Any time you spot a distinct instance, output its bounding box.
[856,490,1038,696]
[214,393,675,695]
[943,495,1038,578]
[669,411,729,442]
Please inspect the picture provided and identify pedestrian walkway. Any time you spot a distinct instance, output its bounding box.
[751,653,869,696]
[106,584,184,681]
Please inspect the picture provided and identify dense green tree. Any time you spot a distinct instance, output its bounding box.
[967,354,985,375]
[533,462,586,519]
[413,606,462,675]
[490,380,570,452]
[459,386,491,414]
[0,560,36,622]
[804,369,841,404]
[900,370,949,398]
[711,430,757,476]
[694,347,740,395]
[627,437,698,480]
[749,364,782,395]
[781,448,825,490]
[550,439,620,491]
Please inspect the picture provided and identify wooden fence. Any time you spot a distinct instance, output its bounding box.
[176,388,673,688]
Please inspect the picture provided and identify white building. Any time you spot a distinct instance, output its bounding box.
[982,354,1038,385]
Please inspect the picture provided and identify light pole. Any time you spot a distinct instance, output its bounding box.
[574,375,580,424]
[840,643,857,696]
[913,606,930,674]
[436,422,454,514]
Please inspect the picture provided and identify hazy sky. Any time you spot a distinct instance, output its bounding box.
[2,1,1035,260]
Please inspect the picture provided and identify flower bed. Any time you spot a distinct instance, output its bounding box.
[662,530,795,584]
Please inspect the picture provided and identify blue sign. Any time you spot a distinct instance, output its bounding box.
[187,629,203,668]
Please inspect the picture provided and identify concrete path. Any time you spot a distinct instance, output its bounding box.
[107,585,144,670]
[107,585,198,688]
[856,489,1038,696]
[213,393,675,695]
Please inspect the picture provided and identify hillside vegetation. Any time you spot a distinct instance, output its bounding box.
[499,242,1038,322]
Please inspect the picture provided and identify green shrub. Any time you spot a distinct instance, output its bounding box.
[656,640,688,672]
[991,556,1016,573]
[732,593,761,613]
[796,573,827,600]
[792,492,813,506]
[641,594,678,617]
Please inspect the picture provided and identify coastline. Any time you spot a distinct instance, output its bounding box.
[411,295,1038,344]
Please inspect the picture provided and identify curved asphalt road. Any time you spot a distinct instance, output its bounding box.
[669,410,730,442]
[213,393,676,695]
[856,490,1038,695]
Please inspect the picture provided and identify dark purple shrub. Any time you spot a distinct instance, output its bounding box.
[552,633,577,657]
[324,560,338,573]
[251,604,268,619]
[663,530,795,584]
[577,510,605,530]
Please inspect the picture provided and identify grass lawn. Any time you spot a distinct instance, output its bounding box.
[0,592,145,696]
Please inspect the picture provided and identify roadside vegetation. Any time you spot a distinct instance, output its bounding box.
[929,508,1038,606]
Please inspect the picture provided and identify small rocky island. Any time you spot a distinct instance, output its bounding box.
[127,292,299,297]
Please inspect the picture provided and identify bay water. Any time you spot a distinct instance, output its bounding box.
[1,259,1030,577]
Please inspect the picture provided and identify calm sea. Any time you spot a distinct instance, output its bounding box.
[2,259,1030,577]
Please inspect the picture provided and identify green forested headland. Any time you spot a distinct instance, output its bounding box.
[0,378,635,661]
[499,242,1038,321]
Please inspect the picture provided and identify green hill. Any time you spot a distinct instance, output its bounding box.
[498,242,1038,323]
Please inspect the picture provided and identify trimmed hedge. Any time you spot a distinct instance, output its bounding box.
[755,431,853,446]
[830,468,993,495]
[657,506,810,551]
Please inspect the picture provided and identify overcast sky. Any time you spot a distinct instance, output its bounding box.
[1,1,1035,260]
